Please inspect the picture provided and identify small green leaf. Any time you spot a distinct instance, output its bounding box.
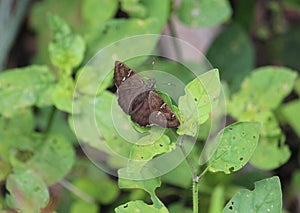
[177,69,221,136]
[5,170,49,213]
[115,200,168,213]
[48,15,85,72]
[0,66,55,115]
[176,0,232,27]
[207,24,254,91]
[281,100,300,137]
[209,122,260,174]
[250,135,291,170]
[70,201,99,213]
[223,176,282,213]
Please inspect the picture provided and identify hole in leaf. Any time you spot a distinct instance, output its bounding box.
[231,201,234,205]
[240,157,243,161]
[123,204,128,208]
[229,205,233,210]
[229,167,235,172]
[252,135,256,139]
[159,144,163,147]
[194,98,198,102]
[229,128,233,131]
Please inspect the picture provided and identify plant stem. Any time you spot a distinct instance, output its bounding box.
[59,179,95,203]
[178,136,197,178]
[193,177,199,213]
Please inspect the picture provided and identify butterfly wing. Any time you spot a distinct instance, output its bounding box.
[148,91,180,128]
[114,61,147,114]
[130,92,152,127]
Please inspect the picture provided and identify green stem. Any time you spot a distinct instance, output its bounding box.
[193,178,199,213]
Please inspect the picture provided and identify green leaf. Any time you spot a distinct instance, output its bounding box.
[206,24,254,91]
[0,161,11,182]
[209,122,260,174]
[223,176,282,213]
[177,69,221,136]
[120,0,147,18]
[168,204,192,213]
[48,15,85,72]
[176,0,232,27]
[295,78,300,96]
[115,200,168,213]
[229,66,297,113]
[0,66,55,115]
[5,170,49,213]
[70,201,99,213]
[250,135,291,170]
[280,100,300,137]
[52,77,75,113]
[13,134,75,186]
[73,178,119,204]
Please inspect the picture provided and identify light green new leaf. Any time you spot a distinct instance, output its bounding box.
[209,122,260,174]
[176,0,232,27]
[177,69,221,136]
[115,200,168,213]
[0,65,55,115]
[223,176,282,213]
[250,135,291,170]
[5,170,49,213]
[48,15,85,72]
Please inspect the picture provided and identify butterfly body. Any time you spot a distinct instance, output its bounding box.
[114,61,180,128]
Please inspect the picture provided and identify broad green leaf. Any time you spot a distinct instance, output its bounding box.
[73,178,119,204]
[52,77,75,113]
[177,69,221,136]
[209,122,260,174]
[250,135,291,170]
[70,201,99,213]
[208,185,225,213]
[13,134,75,186]
[229,66,297,116]
[48,15,85,72]
[234,1,256,30]
[120,0,147,18]
[207,24,254,91]
[115,200,168,213]
[176,0,232,27]
[223,176,282,213]
[0,66,55,115]
[295,78,300,96]
[5,170,49,213]
[281,100,300,137]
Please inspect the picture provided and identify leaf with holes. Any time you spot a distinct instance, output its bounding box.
[209,122,260,174]
[177,69,221,136]
[115,200,168,213]
[223,176,282,213]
